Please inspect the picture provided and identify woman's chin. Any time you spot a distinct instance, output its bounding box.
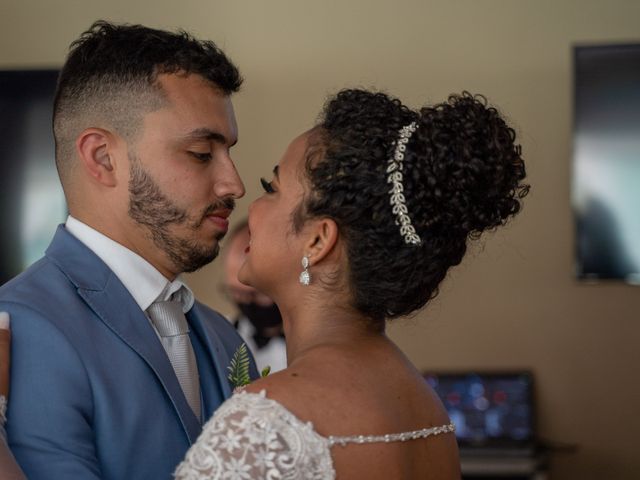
[236,264,253,288]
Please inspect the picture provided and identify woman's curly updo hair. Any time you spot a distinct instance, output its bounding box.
[297,89,529,324]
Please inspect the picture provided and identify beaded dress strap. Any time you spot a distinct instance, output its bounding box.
[327,423,455,447]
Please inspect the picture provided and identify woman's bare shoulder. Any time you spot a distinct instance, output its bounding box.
[243,345,447,438]
[243,363,326,421]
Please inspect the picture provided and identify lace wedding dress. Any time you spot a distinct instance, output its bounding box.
[174,390,455,479]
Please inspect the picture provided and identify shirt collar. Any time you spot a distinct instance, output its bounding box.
[65,216,194,313]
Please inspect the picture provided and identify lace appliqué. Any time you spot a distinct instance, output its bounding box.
[174,391,455,480]
[175,390,334,480]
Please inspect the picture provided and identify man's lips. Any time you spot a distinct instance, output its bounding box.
[205,209,232,231]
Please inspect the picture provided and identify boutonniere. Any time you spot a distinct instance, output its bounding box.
[227,343,271,390]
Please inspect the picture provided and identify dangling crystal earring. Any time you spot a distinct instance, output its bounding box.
[299,255,311,286]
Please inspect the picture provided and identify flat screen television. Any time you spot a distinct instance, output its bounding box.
[0,70,66,284]
[572,43,640,283]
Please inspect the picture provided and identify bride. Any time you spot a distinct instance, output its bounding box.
[0,88,528,479]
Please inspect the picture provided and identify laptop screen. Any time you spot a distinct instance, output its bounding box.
[423,371,535,448]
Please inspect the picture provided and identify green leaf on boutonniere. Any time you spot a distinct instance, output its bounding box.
[261,365,271,378]
[227,343,251,389]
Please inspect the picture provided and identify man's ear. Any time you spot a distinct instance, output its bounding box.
[75,128,119,187]
[303,218,340,266]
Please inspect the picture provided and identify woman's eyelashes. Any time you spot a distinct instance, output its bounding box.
[260,177,276,194]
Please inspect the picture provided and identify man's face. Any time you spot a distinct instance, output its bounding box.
[126,73,245,275]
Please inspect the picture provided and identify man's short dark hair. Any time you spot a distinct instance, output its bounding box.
[53,20,243,183]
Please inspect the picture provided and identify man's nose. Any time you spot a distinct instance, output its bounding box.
[214,155,245,200]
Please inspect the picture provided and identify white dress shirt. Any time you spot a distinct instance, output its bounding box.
[65,216,194,315]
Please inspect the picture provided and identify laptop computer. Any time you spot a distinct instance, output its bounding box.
[423,371,537,459]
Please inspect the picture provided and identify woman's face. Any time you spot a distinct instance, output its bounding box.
[238,132,311,298]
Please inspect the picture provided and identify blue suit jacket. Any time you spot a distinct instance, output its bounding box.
[0,226,257,479]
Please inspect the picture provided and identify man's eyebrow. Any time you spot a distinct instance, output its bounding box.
[183,128,238,147]
[273,165,279,179]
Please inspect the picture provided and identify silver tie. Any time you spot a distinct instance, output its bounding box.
[147,299,201,420]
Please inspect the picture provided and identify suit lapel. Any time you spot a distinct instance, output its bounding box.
[79,283,202,443]
[46,226,201,443]
[188,305,233,400]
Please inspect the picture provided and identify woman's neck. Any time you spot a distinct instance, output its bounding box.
[278,299,385,365]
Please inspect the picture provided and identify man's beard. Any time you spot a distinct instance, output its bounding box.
[128,156,235,273]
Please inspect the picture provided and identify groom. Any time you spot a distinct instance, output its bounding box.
[0,21,257,479]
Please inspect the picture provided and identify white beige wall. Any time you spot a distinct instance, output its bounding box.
[2,1,639,478]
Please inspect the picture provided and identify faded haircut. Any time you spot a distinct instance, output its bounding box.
[53,20,242,185]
